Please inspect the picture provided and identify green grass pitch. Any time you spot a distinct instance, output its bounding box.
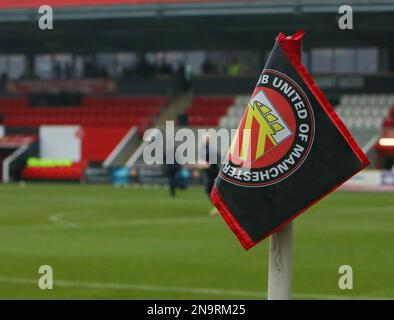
[0,183,393,299]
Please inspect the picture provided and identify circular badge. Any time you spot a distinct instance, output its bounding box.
[220,69,315,187]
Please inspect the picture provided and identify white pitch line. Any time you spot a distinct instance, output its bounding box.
[0,215,211,230]
[47,214,211,229]
[94,216,210,227]
[48,213,81,228]
[1,204,392,231]
[327,206,394,214]
[0,276,390,300]
[45,204,394,228]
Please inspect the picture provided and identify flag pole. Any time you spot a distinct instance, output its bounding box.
[267,31,303,300]
[268,222,293,300]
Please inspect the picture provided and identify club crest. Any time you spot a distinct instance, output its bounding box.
[221,69,315,187]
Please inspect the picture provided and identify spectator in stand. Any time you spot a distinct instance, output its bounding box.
[53,61,62,78]
[65,63,73,78]
[227,58,241,77]
[176,62,189,91]
[158,60,173,75]
[136,54,155,77]
[202,57,216,75]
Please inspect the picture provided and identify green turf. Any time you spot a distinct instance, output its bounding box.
[0,183,393,299]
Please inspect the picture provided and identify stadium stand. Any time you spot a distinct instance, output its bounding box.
[219,95,249,130]
[336,94,394,149]
[0,96,168,134]
[0,95,168,181]
[219,94,394,153]
[187,96,234,126]
[383,106,394,128]
[375,104,394,169]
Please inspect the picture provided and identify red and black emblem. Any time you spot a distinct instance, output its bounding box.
[221,69,314,187]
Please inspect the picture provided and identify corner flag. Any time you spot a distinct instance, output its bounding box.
[210,30,369,250]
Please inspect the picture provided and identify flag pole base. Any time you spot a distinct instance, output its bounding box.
[268,221,293,300]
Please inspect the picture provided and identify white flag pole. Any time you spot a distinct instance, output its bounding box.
[266,30,304,301]
[268,222,293,300]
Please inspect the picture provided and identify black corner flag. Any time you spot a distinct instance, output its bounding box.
[211,30,369,250]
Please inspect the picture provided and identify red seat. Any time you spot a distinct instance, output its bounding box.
[187,96,234,126]
[22,161,86,181]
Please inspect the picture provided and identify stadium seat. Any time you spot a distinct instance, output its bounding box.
[22,161,87,182]
[186,95,235,127]
[335,94,394,149]
[0,95,168,134]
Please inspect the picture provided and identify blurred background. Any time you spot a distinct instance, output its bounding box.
[0,0,393,300]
